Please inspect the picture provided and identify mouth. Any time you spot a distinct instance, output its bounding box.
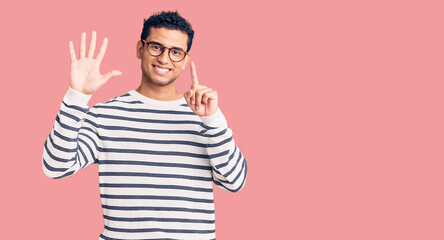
[152,64,172,76]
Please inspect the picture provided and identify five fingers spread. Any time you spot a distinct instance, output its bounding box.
[69,31,121,95]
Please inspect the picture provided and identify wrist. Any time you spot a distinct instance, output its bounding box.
[63,87,93,107]
[200,108,228,128]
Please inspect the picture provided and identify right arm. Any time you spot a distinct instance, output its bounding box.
[42,31,121,179]
[42,88,98,179]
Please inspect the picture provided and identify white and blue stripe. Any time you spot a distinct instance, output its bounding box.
[42,87,247,240]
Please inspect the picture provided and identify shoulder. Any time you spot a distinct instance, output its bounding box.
[95,91,144,107]
[88,91,144,115]
[104,91,144,105]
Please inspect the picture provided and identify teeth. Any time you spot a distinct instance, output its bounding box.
[155,66,170,73]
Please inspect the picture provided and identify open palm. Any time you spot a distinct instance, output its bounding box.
[69,31,121,95]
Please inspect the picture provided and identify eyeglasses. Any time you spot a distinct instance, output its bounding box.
[142,40,188,62]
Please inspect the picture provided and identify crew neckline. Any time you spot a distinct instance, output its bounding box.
[128,90,187,108]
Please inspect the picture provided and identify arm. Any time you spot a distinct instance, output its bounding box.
[42,31,121,179]
[200,109,247,192]
[184,61,247,192]
[42,88,99,179]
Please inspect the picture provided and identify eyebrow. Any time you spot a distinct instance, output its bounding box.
[149,41,186,52]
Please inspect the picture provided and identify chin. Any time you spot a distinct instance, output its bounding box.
[147,75,177,87]
[153,79,175,86]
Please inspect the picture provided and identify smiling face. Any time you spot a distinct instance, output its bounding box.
[136,27,190,87]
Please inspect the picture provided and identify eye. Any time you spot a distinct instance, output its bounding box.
[171,49,183,55]
[148,43,163,52]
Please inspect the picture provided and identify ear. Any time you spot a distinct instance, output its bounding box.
[136,40,144,59]
[182,54,190,70]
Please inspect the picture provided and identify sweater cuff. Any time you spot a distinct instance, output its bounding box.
[199,108,228,128]
[63,87,92,107]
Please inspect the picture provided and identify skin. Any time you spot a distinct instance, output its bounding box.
[69,31,122,95]
[135,27,189,101]
[69,29,218,116]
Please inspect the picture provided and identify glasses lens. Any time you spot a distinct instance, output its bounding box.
[170,49,186,62]
[148,43,164,56]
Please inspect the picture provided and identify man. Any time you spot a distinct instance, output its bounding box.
[42,11,247,240]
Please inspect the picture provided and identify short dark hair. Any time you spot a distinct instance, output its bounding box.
[140,11,194,52]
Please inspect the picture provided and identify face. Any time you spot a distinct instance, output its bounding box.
[137,27,190,87]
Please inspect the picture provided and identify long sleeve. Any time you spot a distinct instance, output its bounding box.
[42,87,100,179]
[199,108,248,192]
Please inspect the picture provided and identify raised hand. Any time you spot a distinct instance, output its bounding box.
[69,31,122,95]
[184,61,218,116]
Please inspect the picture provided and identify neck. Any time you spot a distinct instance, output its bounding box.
[136,77,183,101]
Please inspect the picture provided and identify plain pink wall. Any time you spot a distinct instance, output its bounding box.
[1,0,444,239]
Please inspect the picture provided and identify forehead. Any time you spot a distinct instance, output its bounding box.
[146,27,188,50]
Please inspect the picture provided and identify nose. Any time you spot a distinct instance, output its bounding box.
[157,49,170,64]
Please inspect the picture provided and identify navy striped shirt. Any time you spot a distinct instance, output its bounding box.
[42,87,247,240]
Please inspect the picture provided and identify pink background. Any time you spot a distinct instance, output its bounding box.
[1,0,444,239]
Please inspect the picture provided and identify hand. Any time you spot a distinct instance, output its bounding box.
[69,31,122,95]
[184,61,218,116]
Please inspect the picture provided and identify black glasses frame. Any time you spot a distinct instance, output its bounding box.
[142,40,188,62]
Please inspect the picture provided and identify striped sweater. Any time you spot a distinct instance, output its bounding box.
[42,87,247,240]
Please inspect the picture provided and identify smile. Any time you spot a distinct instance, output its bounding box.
[153,65,171,75]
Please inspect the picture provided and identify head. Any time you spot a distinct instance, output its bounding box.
[136,11,194,87]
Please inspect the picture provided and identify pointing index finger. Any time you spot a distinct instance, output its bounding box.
[190,61,199,85]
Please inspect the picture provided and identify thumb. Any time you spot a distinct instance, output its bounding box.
[184,90,193,106]
[102,70,122,83]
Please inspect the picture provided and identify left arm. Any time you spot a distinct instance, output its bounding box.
[200,109,247,192]
[184,61,247,192]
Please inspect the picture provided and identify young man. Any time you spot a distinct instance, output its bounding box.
[42,11,247,240]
